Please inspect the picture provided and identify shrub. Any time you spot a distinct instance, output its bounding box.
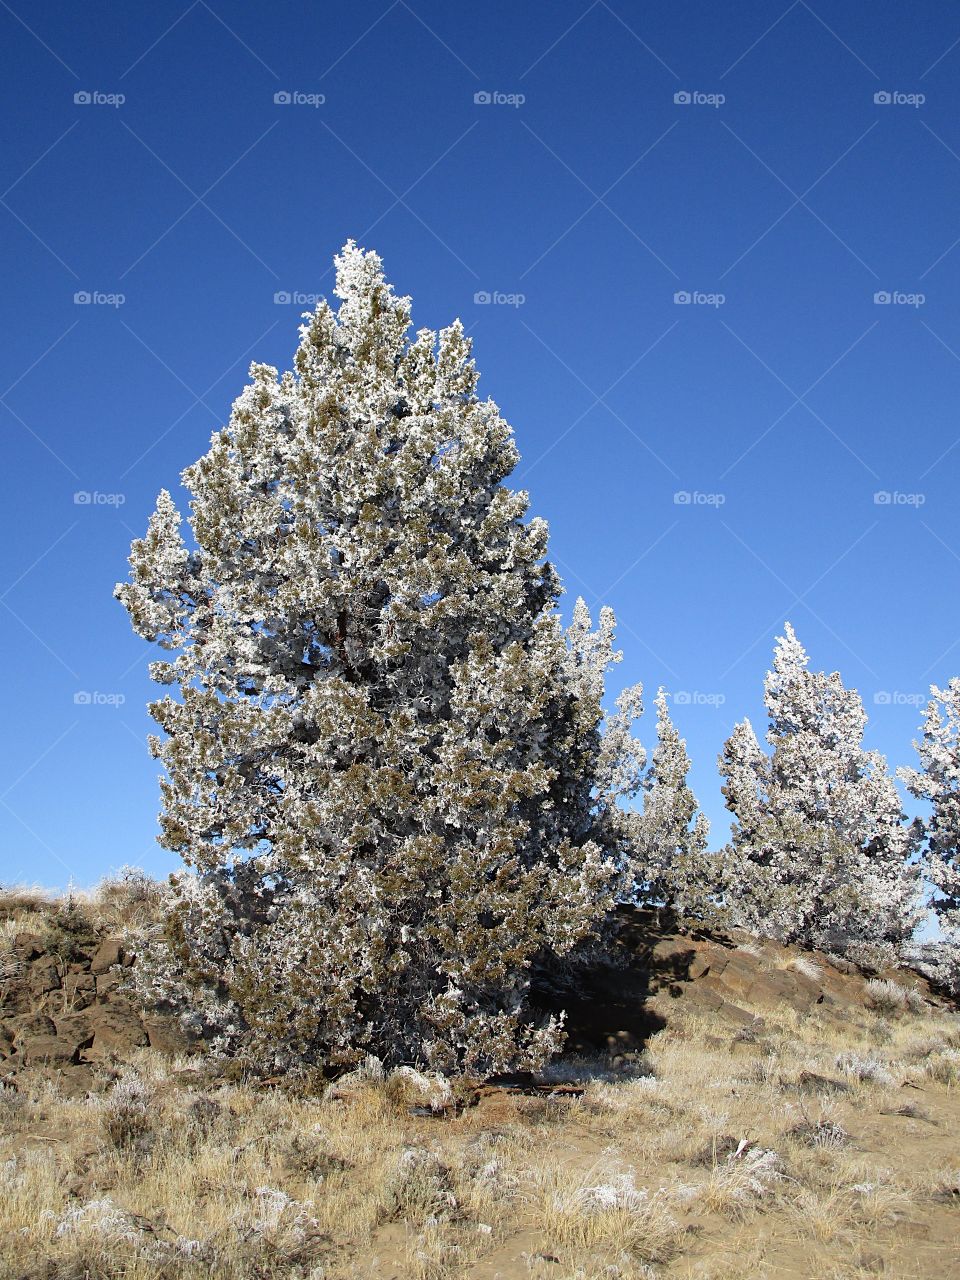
[864,977,924,1017]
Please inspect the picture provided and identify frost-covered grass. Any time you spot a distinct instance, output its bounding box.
[2,882,958,1278]
[2,980,957,1280]
[864,977,926,1017]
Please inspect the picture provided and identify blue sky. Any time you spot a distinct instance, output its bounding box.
[2,0,959,890]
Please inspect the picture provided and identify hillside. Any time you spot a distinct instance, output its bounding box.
[1,889,958,1279]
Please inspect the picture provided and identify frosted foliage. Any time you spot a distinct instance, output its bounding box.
[900,679,960,992]
[717,623,921,954]
[627,690,714,920]
[564,598,646,865]
[116,243,627,1075]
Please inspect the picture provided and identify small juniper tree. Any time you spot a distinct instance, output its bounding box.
[900,679,960,993]
[717,623,921,956]
[630,689,714,923]
[116,243,632,1075]
[564,598,646,867]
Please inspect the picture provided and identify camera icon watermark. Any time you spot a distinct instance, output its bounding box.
[674,90,725,108]
[74,290,125,307]
[874,90,925,108]
[873,690,926,707]
[674,490,726,506]
[473,90,525,107]
[74,491,126,507]
[74,90,125,107]
[274,290,323,306]
[674,290,725,307]
[873,290,925,307]
[873,490,925,507]
[673,690,726,707]
[274,90,325,107]
[473,290,526,307]
[74,691,126,707]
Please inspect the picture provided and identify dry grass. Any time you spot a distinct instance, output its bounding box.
[1,885,958,1279]
[5,992,956,1280]
[864,978,926,1018]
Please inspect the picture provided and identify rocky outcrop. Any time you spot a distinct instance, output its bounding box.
[0,916,195,1093]
[534,906,946,1059]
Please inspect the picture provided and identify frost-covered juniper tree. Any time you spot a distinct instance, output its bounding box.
[564,598,646,867]
[900,679,960,993]
[717,624,921,956]
[115,243,632,1075]
[629,689,715,922]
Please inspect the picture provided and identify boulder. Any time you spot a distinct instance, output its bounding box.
[54,1013,95,1051]
[143,1016,193,1056]
[90,939,124,974]
[711,954,759,1003]
[742,969,820,1012]
[13,932,44,960]
[64,972,96,1008]
[715,999,763,1028]
[84,1006,148,1058]
[95,970,124,998]
[688,951,713,981]
[22,1034,80,1065]
[43,1063,96,1097]
[28,955,61,994]
[13,1013,56,1038]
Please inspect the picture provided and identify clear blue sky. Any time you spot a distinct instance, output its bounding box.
[2,0,958,890]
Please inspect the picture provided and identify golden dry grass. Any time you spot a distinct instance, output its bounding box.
[2,993,958,1279]
[1,887,958,1279]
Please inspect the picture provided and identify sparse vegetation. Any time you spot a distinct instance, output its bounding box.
[1,884,958,1279]
[865,977,926,1017]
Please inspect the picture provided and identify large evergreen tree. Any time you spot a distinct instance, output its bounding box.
[116,243,630,1075]
[717,624,921,955]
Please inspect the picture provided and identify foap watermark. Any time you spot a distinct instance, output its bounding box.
[74,90,125,107]
[74,290,125,308]
[874,490,925,507]
[274,290,323,306]
[874,690,927,708]
[874,290,925,307]
[473,290,526,307]
[74,490,126,507]
[674,89,725,108]
[74,691,126,707]
[674,690,726,707]
[674,290,725,307]
[674,490,725,506]
[474,90,525,107]
[274,90,325,107]
[874,90,925,108]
